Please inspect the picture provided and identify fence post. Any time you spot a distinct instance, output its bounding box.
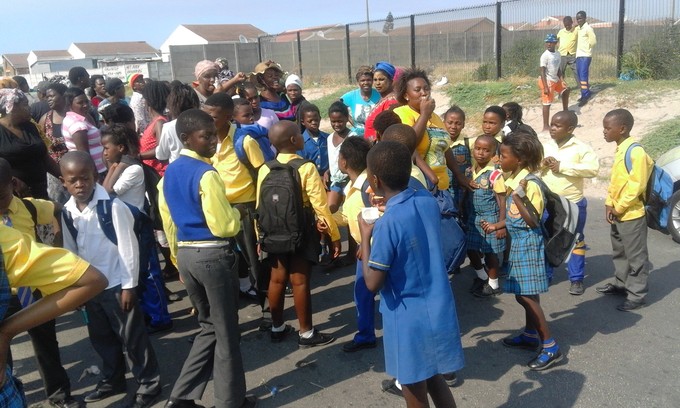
[346,24,352,84]
[616,0,626,77]
[410,15,416,69]
[495,0,502,79]
[296,31,303,79]
[233,43,240,72]
[257,36,262,62]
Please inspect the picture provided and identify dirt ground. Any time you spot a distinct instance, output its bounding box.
[310,81,680,200]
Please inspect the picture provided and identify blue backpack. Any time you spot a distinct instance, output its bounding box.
[624,143,675,233]
[234,123,276,177]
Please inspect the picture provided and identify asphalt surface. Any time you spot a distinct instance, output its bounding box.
[13,195,680,407]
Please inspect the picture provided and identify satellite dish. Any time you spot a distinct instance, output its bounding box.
[317,30,325,38]
[239,34,248,43]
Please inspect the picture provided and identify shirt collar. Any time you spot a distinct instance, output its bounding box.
[503,168,530,191]
[473,163,496,179]
[615,137,636,154]
[349,171,368,193]
[6,196,20,215]
[64,184,110,213]
[180,148,213,164]
[384,188,415,210]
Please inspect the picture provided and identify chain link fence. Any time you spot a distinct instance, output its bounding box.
[256,0,680,84]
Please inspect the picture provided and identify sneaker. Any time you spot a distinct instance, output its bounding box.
[469,278,485,293]
[381,378,403,397]
[502,335,540,351]
[49,396,83,408]
[569,281,585,296]
[527,349,563,371]
[270,325,295,343]
[442,372,458,387]
[284,286,293,298]
[239,286,258,301]
[473,283,501,298]
[298,329,335,348]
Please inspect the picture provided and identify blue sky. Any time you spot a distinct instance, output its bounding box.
[2,0,487,54]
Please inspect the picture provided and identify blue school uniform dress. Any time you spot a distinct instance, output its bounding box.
[448,138,472,208]
[466,164,505,254]
[368,188,464,384]
[503,169,549,295]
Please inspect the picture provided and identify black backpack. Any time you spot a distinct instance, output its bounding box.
[256,158,308,254]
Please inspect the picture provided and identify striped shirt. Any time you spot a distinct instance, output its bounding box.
[62,111,106,173]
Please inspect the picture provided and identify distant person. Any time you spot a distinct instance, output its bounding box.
[193,60,220,107]
[254,60,291,121]
[156,81,200,163]
[30,80,51,122]
[139,80,171,175]
[61,87,106,177]
[39,83,70,202]
[238,81,279,129]
[12,76,35,105]
[575,10,597,106]
[556,16,579,87]
[68,66,90,91]
[128,73,150,134]
[364,61,400,142]
[341,66,380,138]
[89,74,107,108]
[539,34,570,132]
[597,109,653,312]
[97,78,128,114]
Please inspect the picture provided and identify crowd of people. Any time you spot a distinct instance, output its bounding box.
[0,12,655,406]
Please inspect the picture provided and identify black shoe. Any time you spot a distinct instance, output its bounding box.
[577,97,590,107]
[258,318,273,332]
[83,384,126,402]
[528,349,563,371]
[381,378,403,397]
[473,283,501,298]
[502,335,540,351]
[298,329,335,348]
[284,286,294,297]
[342,340,377,353]
[164,398,198,408]
[240,395,258,408]
[127,393,160,408]
[569,281,585,296]
[617,299,645,312]
[442,372,458,387]
[147,321,173,334]
[271,325,295,343]
[469,278,485,293]
[596,283,626,296]
[239,286,258,301]
[49,396,83,408]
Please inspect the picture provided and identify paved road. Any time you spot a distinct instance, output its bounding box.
[13,196,680,407]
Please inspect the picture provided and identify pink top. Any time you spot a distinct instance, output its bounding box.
[62,111,106,173]
[140,115,168,176]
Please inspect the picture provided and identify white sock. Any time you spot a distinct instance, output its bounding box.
[239,278,251,292]
[395,379,402,390]
[488,278,500,289]
[300,328,315,339]
[271,323,286,333]
[475,267,489,280]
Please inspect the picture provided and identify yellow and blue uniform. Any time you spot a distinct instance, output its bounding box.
[503,169,548,295]
[465,163,505,254]
[448,137,472,208]
[575,22,597,99]
[605,137,653,221]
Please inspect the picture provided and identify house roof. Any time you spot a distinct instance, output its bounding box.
[72,41,158,56]
[274,24,343,42]
[2,53,29,69]
[390,17,497,36]
[31,50,71,59]
[182,24,267,42]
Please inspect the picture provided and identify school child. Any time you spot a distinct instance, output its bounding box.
[466,136,506,297]
[502,102,538,139]
[481,105,506,145]
[336,136,376,353]
[59,151,161,407]
[596,109,653,311]
[101,124,146,211]
[443,106,471,210]
[0,158,82,408]
[541,111,599,295]
[203,93,271,327]
[488,132,562,371]
[0,224,107,408]
[539,34,570,132]
[156,81,201,164]
[327,100,356,213]
[371,110,402,142]
[380,124,428,189]
[296,103,330,179]
[158,109,255,407]
[359,141,464,407]
[257,121,341,347]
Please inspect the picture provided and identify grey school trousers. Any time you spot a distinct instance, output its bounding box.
[85,285,161,395]
[171,246,246,408]
[610,216,650,302]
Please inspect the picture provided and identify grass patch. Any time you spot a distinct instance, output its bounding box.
[641,116,680,160]
[307,86,354,119]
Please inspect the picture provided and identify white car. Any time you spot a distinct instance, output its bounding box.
[657,146,680,243]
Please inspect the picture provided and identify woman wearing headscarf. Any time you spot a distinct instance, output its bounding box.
[0,89,60,199]
[363,61,402,142]
[193,60,220,107]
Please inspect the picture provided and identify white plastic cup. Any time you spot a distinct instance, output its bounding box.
[361,207,380,224]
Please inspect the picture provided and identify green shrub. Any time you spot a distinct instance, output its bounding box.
[502,37,543,77]
[621,21,680,80]
[473,62,494,81]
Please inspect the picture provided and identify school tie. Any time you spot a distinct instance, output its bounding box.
[2,212,36,308]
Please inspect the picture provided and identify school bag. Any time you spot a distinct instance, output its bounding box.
[234,123,276,178]
[522,174,580,268]
[256,158,309,254]
[624,142,675,234]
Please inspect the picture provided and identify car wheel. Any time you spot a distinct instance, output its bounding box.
[669,190,680,244]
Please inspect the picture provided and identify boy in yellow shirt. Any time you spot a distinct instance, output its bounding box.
[597,109,653,311]
[556,16,579,87]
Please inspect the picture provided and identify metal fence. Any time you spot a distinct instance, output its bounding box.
[256,0,680,84]
[169,43,260,83]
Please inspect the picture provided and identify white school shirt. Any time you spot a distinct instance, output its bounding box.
[113,164,146,211]
[62,184,139,290]
[540,49,561,83]
[156,119,183,163]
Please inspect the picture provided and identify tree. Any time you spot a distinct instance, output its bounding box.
[382,12,394,34]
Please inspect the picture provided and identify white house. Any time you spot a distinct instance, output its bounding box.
[68,41,159,61]
[160,24,267,59]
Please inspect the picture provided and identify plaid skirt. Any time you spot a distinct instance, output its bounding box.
[466,213,505,254]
